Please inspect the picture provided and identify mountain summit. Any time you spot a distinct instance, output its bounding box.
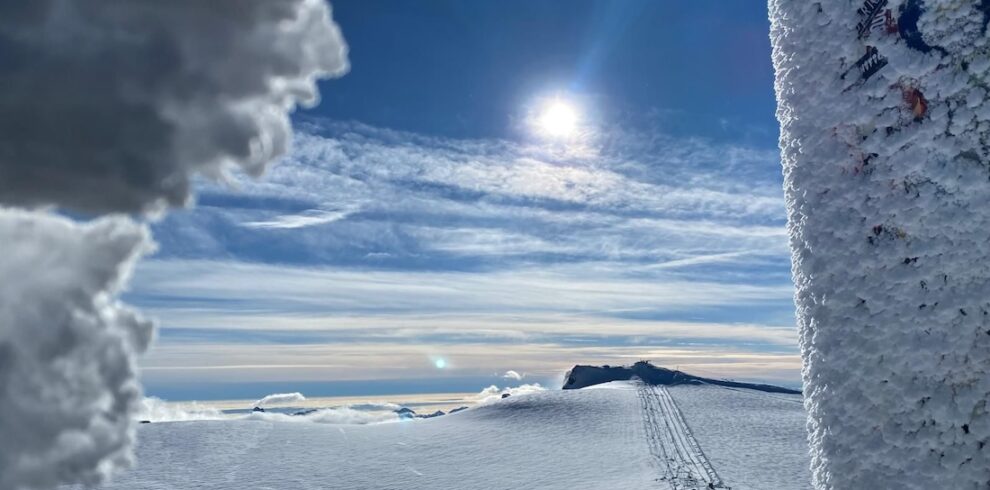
[563,361,801,394]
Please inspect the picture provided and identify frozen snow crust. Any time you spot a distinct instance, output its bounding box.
[770,0,990,488]
[562,360,801,394]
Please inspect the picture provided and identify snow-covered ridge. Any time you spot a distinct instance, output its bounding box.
[562,360,802,394]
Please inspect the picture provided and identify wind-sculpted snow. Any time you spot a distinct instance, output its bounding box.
[0,210,153,490]
[0,2,348,488]
[68,384,810,490]
[0,0,349,214]
[770,0,990,487]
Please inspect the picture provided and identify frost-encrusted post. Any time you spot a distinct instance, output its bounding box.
[770,0,990,488]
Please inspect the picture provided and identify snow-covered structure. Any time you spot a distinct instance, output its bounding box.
[770,0,990,487]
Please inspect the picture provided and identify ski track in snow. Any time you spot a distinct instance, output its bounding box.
[637,384,725,489]
[63,384,810,489]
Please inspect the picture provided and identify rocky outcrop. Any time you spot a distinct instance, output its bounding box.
[562,361,800,395]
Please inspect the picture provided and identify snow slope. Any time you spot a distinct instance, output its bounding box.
[670,385,812,489]
[69,383,810,490]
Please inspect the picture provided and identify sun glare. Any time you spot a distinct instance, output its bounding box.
[538,99,578,137]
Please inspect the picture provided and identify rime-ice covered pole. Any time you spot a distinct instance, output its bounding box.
[770,0,990,488]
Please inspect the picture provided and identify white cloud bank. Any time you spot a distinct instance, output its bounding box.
[138,398,225,423]
[137,397,401,425]
[0,1,348,489]
[254,392,307,408]
[246,407,400,425]
[476,384,547,404]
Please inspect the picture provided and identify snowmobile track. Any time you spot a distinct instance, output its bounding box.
[637,384,727,489]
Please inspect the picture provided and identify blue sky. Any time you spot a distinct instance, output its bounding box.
[129,1,797,401]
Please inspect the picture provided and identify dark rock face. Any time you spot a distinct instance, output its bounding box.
[252,406,266,413]
[393,407,450,419]
[562,361,801,395]
[417,410,445,419]
[394,407,416,419]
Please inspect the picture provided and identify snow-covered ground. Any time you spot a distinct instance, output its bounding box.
[71,382,810,490]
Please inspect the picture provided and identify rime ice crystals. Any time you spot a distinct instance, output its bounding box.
[771,0,990,487]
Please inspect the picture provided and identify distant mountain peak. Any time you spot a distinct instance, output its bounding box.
[562,360,801,395]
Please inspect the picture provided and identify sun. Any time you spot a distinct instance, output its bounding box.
[538,99,579,137]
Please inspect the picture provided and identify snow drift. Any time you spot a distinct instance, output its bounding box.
[770,0,990,487]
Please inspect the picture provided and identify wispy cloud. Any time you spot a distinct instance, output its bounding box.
[131,257,800,389]
[153,119,786,271]
[137,117,796,393]
[241,209,354,229]
[129,259,794,328]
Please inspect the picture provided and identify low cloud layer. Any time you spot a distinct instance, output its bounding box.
[476,384,546,404]
[0,0,348,214]
[254,392,307,408]
[138,397,225,423]
[137,397,402,425]
[246,407,400,425]
[0,210,153,490]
